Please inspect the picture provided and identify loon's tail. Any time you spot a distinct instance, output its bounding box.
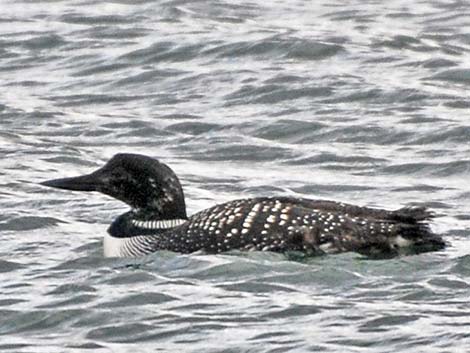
[395,221,445,252]
[394,207,445,250]
[388,206,435,223]
[357,207,445,258]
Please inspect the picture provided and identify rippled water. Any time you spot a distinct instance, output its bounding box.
[1,0,470,351]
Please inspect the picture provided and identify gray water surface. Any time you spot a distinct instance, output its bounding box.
[1,0,470,352]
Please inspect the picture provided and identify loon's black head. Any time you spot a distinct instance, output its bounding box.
[41,153,187,219]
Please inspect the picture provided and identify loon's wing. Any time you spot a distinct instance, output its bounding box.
[273,197,434,224]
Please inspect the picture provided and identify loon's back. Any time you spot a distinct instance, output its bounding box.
[106,197,444,258]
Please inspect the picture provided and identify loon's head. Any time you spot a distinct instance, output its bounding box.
[41,153,187,219]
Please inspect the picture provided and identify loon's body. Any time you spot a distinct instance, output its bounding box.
[41,153,445,258]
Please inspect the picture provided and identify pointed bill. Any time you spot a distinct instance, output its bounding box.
[40,171,103,192]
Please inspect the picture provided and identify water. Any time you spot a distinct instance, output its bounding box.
[1,0,470,351]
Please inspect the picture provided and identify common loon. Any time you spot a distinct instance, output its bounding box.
[41,153,445,258]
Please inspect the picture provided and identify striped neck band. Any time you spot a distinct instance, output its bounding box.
[130,218,186,230]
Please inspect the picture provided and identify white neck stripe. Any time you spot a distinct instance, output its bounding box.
[130,218,186,230]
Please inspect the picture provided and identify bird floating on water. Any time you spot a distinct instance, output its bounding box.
[41,153,445,258]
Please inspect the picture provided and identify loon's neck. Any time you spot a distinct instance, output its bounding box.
[107,210,187,238]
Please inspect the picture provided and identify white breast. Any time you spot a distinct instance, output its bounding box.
[104,218,187,257]
[103,233,127,257]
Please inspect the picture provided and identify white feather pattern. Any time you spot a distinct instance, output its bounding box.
[104,233,161,257]
[104,233,127,257]
[130,218,186,230]
[104,219,187,257]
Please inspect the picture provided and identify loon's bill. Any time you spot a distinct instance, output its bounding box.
[41,153,445,258]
